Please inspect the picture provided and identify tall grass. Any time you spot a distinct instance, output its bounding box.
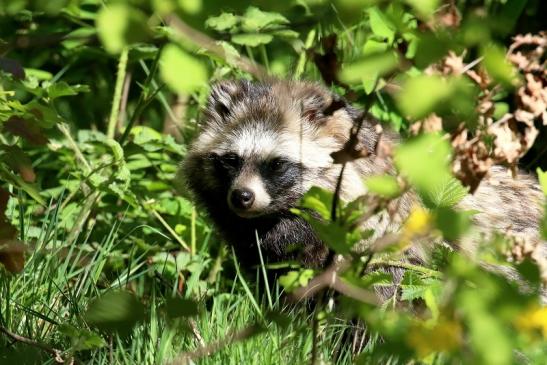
[0,199,357,364]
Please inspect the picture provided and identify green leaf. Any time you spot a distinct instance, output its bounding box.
[46,81,90,100]
[365,175,401,199]
[85,291,145,335]
[482,44,518,88]
[394,134,452,207]
[278,269,314,292]
[396,75,452,120]
[339,51,399,85]
[426,175,469,207]
[241,7,288,32]
[413,32,450,69]
[231,33,273,47]
[367,7,395,42]
[159,44,208,94]
[536,168,547,196]
[298,186,333,220]
[58,324,106,351]
[206,13,238,32]
[96,3,150,54]
[404,0,440,19]
[434,207,472,241]
[165,298,199,318]
[178,0,202,15]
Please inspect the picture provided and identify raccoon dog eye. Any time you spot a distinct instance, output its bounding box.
[268,158,286,172]
[220,153,241,168]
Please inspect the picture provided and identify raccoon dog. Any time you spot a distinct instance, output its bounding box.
[181,79,546,278]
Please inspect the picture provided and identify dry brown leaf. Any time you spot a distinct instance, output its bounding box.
[0,241,26,273]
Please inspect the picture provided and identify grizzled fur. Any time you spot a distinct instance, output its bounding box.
[181,79,546,280]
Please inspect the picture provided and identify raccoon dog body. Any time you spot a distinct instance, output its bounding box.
[182,80,546,276]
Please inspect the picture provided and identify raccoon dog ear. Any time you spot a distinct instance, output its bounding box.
[207,81,243,120]
[298,88,348,123]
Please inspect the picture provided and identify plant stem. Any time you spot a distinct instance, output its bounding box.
[368,259,442,278]
[295,28,316,79]
[107,47,129,139]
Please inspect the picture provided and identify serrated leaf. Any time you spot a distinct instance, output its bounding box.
[427,175,469,207]
[400,284,429,301]
[278,269,314,292]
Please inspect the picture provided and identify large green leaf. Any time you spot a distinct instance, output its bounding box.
[159,44,208,94]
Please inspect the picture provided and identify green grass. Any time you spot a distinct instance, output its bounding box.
[0,200,358,364]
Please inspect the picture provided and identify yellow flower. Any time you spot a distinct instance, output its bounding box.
[401,207,432,243]
[514,305,547,338]
[406,319,463,358]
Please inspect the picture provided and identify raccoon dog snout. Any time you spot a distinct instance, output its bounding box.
[230,188,255,209]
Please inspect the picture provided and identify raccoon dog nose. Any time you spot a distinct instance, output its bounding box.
[231,189,255,210]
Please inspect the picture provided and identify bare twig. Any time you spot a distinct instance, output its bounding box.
[117,70,132,134]
[0,325,67,363]
[164,15,269,80]
[188,319,205,348]
[291,257,380,305]
[168,323,263,365]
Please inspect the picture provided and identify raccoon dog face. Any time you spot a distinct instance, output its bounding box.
[183,80,357,220]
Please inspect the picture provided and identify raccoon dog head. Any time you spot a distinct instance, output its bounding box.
[182,80,358,219]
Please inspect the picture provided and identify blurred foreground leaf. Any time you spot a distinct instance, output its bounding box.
[85,291,145,336]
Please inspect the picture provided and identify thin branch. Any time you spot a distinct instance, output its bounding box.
[168,323,263,365]
[0,325,66,363]
[117,70,132,133]
[291,257,380,305]
[164,15,269,80]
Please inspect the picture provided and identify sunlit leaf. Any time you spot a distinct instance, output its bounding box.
[365,175,401,199]
[159,44,208,94]
[396,75,452,120]
[206,12,238,32]
[482,44,518,88]
[367,7,395,42]
[96,3,150,54]
[241,7,288,32]
[231,33,273,47]
[339,51,399,85]
[394,133,452,206]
